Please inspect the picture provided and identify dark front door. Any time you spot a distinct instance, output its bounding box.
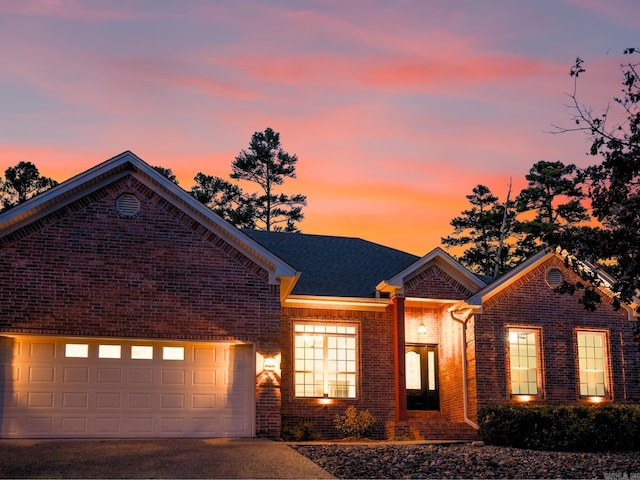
[405,344,439,410]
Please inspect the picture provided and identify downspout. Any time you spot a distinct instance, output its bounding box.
[449,308,479,430]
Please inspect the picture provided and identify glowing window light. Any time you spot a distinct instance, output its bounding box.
[65,344,89,358]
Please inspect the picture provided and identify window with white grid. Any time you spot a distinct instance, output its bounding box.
[508,328,540,395]
[577,331,608,397]
[294,324,356,398]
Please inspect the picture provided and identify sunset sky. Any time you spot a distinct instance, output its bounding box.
[1,0,638,255]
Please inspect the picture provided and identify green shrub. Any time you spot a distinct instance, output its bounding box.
[334,406,377,439]
[281,422,322,441]
[478,404,640,451]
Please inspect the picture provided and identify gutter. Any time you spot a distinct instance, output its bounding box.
[449,307,479,430]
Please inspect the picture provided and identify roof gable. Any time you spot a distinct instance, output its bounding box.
[464,250,639,315]
[378,246,486,298]
[0,151,297,286]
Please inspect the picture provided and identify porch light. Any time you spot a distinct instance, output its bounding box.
[418,322,427,334]
[263,357,276,370]
[319,393,333,405]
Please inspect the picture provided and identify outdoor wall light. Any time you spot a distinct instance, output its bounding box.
[588,396,603,403]
[418,322,427,334]
[263,357,276,370]
[319,393,332,405]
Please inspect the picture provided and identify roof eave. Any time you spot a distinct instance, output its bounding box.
[283,295,390,312]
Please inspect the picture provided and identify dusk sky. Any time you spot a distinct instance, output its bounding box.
[1,0,638,255]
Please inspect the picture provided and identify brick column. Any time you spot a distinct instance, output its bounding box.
[393,295,407,421]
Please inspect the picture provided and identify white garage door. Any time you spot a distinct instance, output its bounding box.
[0,335,255,438]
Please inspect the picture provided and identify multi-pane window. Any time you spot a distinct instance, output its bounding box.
[508,328,539,395]
[577,331,608,397]
[294,324,356,398]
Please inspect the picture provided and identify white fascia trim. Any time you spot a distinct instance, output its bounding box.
[0,169,132,237]
[465,251,552,306]
[380,247,486,296]
[405,297,462,308]
[283,295,390,311]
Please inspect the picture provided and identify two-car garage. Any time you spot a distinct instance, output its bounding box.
[0,335,255,438]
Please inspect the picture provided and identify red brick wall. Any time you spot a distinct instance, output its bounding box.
[0,175,283,436]
[473,256,640,414]
[405,264,474,300]
[280,305,396,439]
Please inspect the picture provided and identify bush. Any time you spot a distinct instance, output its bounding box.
[334,406,377,439]
[281,422,322,441]
[478,404,640,451]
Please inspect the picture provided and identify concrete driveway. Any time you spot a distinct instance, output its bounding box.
[0,438,335,479]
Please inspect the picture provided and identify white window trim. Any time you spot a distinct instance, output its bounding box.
[576,329,611,399]
[293,322,358,399]
[506,326,544,397]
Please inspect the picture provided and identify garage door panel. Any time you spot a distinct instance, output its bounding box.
[27,392,54,408]
[193,346,214,362]
[160,417,185,433]
[192,393,216,409]
[191,417,218,434]
[97,368,122,384]
[5,366,21,382]
[161,369,185,385]
[96,417,120,434]
[161,393,184,408]
[62,392,88,408]
[29,366,55,383]
[224,394,246,409]
[26,416,54,434]
[128,417,154,434]
[2,416,17,434]
[193,370,215,385]
[63,367,89,383]
[130,368,153,384]
[29,341,56,360]
[6,392,20,408]
[129,392,153,409]
[61,417,87,434]
[0,336,254,438]
[96,392,121,408]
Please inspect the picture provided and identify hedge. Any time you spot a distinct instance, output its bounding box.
[478,404,640,451]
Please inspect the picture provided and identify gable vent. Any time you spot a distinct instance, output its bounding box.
[546,268,563,288]
[116,193,141,216]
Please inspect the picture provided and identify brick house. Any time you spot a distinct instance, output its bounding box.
[0,152,638,439]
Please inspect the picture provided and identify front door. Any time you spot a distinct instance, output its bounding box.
[405,344,439,410]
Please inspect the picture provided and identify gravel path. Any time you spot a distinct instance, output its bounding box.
[292,442,640,479]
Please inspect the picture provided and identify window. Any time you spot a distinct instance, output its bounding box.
[98,345,121,359]
[131,345,153,360]
[577,331,608,397]
[163,346,184,360]
[294,324,356,398]
[508,328,540,395]
[65,344,89,358]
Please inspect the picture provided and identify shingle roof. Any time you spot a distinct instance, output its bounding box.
[242,230,420,297]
